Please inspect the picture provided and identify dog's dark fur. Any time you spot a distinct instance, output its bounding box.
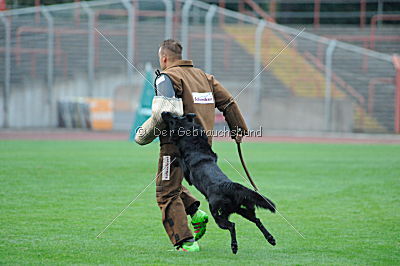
[161,112,276,254]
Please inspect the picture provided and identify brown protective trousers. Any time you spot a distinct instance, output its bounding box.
[155,143,200,246]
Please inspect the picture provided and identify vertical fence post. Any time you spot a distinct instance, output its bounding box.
[313,0,320,29]
[122,0,135,84]
[218,0,225,25]
[74,0,81,26]
[269,0,276,21]
[162,0,173,39]
[41,7,55,125]
[392,55,400,134]
[173,0,181,39]
[360,0,366,28]
[205,5,217,74]
[35,0,41,24]
[254,20,266,119]
[377,0,384,28]
[181,0,193,59]
[82,2,95,97]
[0,0,6,11]
[324,40,336,131]
[0,15,10,128]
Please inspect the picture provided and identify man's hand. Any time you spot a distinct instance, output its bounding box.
[235,133,243,144]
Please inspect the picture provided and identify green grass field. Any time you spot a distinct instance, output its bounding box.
[1,140,399,264]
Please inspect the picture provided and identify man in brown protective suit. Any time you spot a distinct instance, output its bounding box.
[135,39,248,252]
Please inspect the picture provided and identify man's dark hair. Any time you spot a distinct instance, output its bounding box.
[160,39,182,60]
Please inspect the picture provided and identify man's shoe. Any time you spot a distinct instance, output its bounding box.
[176,241,200,252]
[191,209,208,241]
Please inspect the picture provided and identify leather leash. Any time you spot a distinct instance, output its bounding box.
[236,142,259,191]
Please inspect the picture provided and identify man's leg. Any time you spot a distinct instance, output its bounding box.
[155,144,194,246]
[180,185,200,216]
[181,186,209,241]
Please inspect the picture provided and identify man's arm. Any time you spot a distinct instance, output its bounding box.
[134,74,183,145]
[155,74,176,97]
[206,74,249,141]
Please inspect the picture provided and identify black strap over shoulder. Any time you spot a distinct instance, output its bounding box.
[154,70,162,95]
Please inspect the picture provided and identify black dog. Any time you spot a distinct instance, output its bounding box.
[161,112,276,254]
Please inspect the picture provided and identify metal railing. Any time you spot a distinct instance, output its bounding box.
[0,0,399,133]
[204,0,400,28]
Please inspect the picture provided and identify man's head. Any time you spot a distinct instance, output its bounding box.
[158,39,183,70]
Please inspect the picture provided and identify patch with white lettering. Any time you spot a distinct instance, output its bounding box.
[192,92,214,104]
[162,156,171,180]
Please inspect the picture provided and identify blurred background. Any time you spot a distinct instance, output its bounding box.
[0,0,399,134]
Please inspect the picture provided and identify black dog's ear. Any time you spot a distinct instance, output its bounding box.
[161,112,172,122]
[186,113,196,122]
[161,111,177,129]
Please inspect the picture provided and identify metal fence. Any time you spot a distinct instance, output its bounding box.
[0,0,399,133]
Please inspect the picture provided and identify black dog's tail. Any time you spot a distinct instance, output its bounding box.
[230,182,276,213]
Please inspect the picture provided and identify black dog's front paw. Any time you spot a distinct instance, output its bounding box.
[267,236,276,246]
[231,243,238,254]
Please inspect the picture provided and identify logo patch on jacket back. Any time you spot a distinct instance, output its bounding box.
[192,92,214,104]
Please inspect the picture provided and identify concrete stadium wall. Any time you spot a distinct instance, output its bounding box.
[0,76,357,133]
[0,73,142,129]
[256,97,354,132]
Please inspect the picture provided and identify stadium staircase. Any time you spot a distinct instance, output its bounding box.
[307,25,400,55]
[222,24,387,132]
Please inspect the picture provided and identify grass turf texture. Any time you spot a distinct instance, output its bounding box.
[0,140,399,264]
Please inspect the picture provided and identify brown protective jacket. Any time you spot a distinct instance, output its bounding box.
[159,59,248,145]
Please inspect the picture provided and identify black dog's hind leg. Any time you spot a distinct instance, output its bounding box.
[236,208,276,246]
[217,217,238,254]
[210,207,238,254]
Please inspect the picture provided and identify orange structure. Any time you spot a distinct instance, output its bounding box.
[87,99,113,131]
